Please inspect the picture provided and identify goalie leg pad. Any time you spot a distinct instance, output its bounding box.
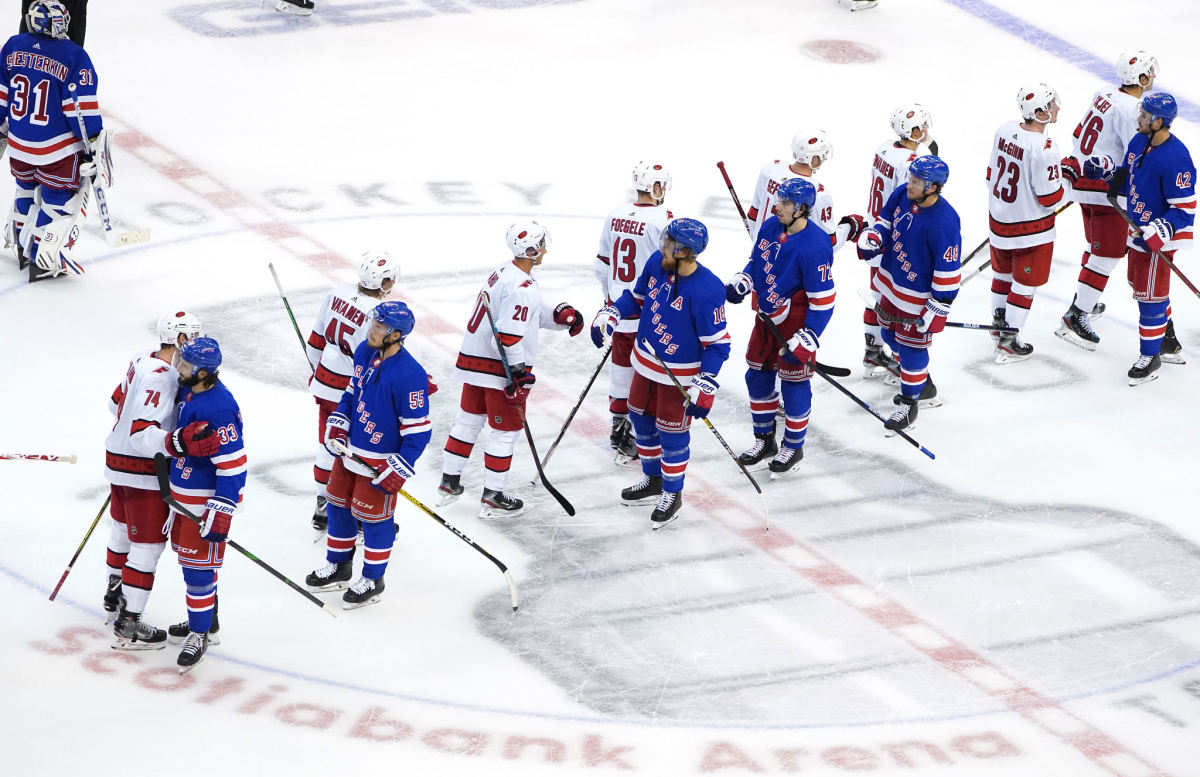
[34,186,85,274]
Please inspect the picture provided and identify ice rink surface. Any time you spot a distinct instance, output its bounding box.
[4,0,1200,774]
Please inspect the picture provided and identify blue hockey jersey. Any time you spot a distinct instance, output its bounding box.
[871,187,962,316]
[614,252,731,384]
[169,381,246,515]
[336,342,432,479]
[1118,133,1196,252]
[0,32,101,165]
[744,217,836,335]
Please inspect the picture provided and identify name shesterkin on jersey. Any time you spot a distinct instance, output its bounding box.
[4,50,69,79]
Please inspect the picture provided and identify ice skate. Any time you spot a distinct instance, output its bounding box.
[275,0,314,15]
[650,491,683,531]
[611,417,639,466]
[1090,302,1106,321]
[995,332,1034,364]
[479,489,523,519]
[343,576,385,610]
[306,556,354,592]
[436,473,463,507]
[621,474,662,506]
[847,0,878,10]
[1056,302,1099,351]
[168,596,220,646]
[112,610,167,651]
[176,631,208,673]
[312,495,328,543]
[884,395,918,437]
[894,374,941,409]
[737,432,778,471]
[768,446,803,479]
[1160,320,1185,365]
[1128,354,1161,386]
[102,574,123,625]
[863,333,900,384]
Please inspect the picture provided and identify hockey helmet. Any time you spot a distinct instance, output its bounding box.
[179,337,222,371]
[27,1,70,39]
[632,161,672,195]
[1140,93,1178,128]
[1017,83,1060,121]
[664,218,709,255]
[909,155,950,186]
[506,220,551,258]
[890,104,932,140]
[792,129,834,167]
[1117,51,1159,87]
[372,301,415,339]
[776,177,817,209]
[156,310,203,345]
[358,251,400,291]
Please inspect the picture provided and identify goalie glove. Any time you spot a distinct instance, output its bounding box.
[89,128,114,188]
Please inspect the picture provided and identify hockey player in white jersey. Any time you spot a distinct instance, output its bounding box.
[438,221,583,517]
[103,311,219,649]
[746,129,866,256]
[986,83,1066,363]
[594,161,673,465]
[305,251,399,535]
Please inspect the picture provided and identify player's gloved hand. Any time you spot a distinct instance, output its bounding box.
[372,454,414,495]
[725,272,752,304]
[1060,156,1081,186]
[1140,219,1174,253]
[857,228,885,259]
[839,214,868,242]
[167,422,219,459]
[917,298,951,334]
[78,161,98,180]
[1083,155,1115,182]
[505,364,536,406]
[426,373,439,395]
[553,302,584,337]
[199,497,235,543]
[590,305,620,348]
[685,374,719,419]
[783,328,819,364]
[324,412,350,456]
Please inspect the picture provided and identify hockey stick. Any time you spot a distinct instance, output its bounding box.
[329,439,519,611]
[853,288,1018,332]
[268,262,317,374]
[1,453,77,463]
[480,293,576,517]
[152,453,339,618]
[639,338,769,529]
[1107,171,1200,301]
[960,201,1075,286]
[48,496,111,601]
[67,83,150,249]
[531,343,612,485]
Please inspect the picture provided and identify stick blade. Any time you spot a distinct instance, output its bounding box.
[322,602,340,618]
[110,229,150,248]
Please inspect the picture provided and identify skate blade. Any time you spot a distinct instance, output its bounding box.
[918,397,942,410]
[994,350,1033,365]
[1054,327,1098,352]
[1128,373,1160,387]
[111,637,167,652]
[884,422,916,438]
[103,610,120,626]
[769,467,800,480]
[614,452,640,468]
[738,459,774,473]
[312,529,327,544]
[306,581,350,593]
[169,632,220,646]
[178,655,205,674]
[651,511,683,531]
[436,491,462,508]
[883,373,900,386]
[621,494,661,507]
[343,595,382,611]
[1161,353,1186,365]
[276,0,314,15]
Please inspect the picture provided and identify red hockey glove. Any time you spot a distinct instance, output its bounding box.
[504,364,536,406]
[372,454,414,495]
[917,298,951,334]
[554,303,584,337]
[1141,219,1173,253]
[323,412,350,456]
[839,214,868,242]
[166,422,219,459]
[426,373,439,395]
[1060,156,1081,186]
[685,374,719,419]
[199,497,235,543]
[783,328,819,364]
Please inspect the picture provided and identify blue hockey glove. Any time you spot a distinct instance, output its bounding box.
[590,305,620,348]
[199,497,235,543]
[324,412,350,456]
[725,272,752,304]
[857,227,885,259]
[1083,155,1115,182]
[685,374,719,419]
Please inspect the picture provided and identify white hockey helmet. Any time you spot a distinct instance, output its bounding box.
[792,129,834,167]
[357,251,400,290]
[1117,51,1159,87]
[506,220,551,258]
[1017,83,1061,121]
[632,161,672,194]
[890,104,932,140]
[157,310,203,345]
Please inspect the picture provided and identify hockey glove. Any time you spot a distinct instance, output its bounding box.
[917,298,951,334]
[372,454,415,495]
[725,272,752,304]
[553,302,585,337]
[1060,156,1081,186]
[505,364,536,406]
[857,228,885,259]
[426,373,439,395]
[324,412,350,456]
[1083,155,1115,182]
[591,305,621,349]
[199,497,235,543]
[167,422,220,459]
[839,214,868,243]
[783,328,819,364]
[1140,219,1174,253]
[685,374,719,419]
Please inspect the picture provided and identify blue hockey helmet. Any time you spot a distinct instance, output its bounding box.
[665,218,709,255]
[909,155,950,186]
[775,177,817,209]
[27,1,70,39]
[372,300,415,338]
[1140,93,1178,128]
[179,337,222,371]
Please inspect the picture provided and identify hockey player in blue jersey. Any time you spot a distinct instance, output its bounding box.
[857,156,962,435]
[0,1,106,283]
[1098,93,1195,385]
[166,337,246,672]
[725,178,835,477]
[591,218,731,529]
[306,301,433,607]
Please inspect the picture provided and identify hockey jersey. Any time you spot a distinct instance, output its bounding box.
[306,283,386,405]
[746,160,849,253]
[743,217,836,334]
[169,381,246,515]
[613,253,731,385]
[987,120,1065,249]
[105,350,180,490]
[1118,133,1196,252]
[0,32,101,165]
[336,342,432,479]
[873,186,962,315]
[453,260,568,391]
[1067,88,1141,206]
[594,201,672,333]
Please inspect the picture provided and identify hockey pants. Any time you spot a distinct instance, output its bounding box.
[880,329,930,400]
[745,368,811,449]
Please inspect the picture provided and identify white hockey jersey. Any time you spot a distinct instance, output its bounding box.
[594,201,673,333]
[747,160,849,253]
[867,141,922,226]
[453,260,568,391]
[1067,89,1141,207]
[987,121,1066,250]
[306,283,385,405]
[104,350,180,490]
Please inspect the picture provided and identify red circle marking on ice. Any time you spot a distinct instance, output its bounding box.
[800,40,880,64]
